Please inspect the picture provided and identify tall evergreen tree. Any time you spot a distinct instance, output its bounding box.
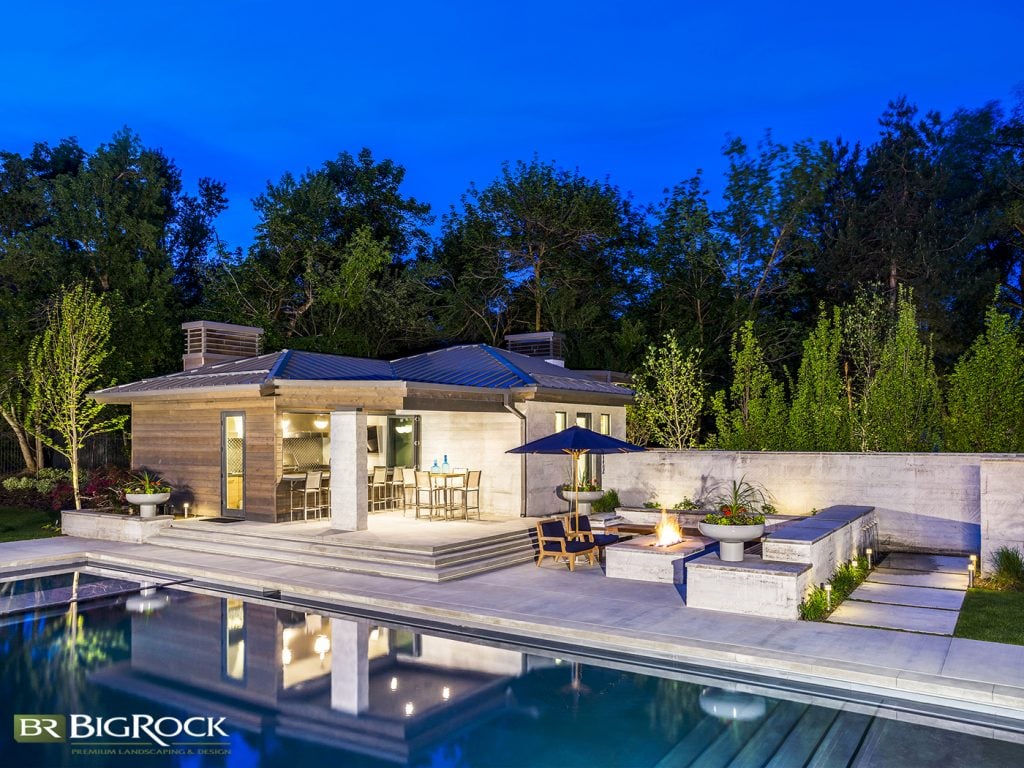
[862,288,943,451]
[710,321,787,450]
[945,296,1024,451]
[787,307,851,451]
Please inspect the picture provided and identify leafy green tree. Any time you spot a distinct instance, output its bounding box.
[27,285,127,509]
[627,334,704,448]
[862,287,943,451]
[945,297,1024,451]
[205,149,432,355]
[787,307,851,450]
[437,157,643,368]
[710,321,787,450]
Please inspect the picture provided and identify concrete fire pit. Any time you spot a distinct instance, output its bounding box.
[605,534,713,583]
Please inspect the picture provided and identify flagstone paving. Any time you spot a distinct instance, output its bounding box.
[827,553,969,636]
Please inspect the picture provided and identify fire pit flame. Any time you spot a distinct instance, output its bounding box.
[655,508,684,547]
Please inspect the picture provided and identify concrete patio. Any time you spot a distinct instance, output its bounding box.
[2,534,1023,727]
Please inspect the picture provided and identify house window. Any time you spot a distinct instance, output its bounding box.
[554,411,567,432]
[599,414,610,435]
[576,413,593,483]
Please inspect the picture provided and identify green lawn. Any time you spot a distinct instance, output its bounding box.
[954,588,1024,646]
[0,506,61,543]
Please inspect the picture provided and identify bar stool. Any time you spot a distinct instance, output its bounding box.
[297,470,323,520]
[413,470,443,520]
[368,466,389,512]
[388,466,407,512]
[454,470,481,519]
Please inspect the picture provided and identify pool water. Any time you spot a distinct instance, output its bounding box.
[1,574,1022,767]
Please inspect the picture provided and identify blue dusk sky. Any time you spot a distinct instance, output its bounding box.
[1,1,1022,250]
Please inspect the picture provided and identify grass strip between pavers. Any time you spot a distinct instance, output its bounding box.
[954,588,1024,646]
[0,506,61,543]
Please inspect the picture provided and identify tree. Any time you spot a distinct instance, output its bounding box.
[205,148,432,355]
[27,285,127,509]
[710,321,787,450]
[627,334,704,448]
[787,307,851,451]
[862,287,943,451]
[437,157,643,368]
[945,296,1024,451]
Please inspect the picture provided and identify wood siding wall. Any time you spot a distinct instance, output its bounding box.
[132,398,277,522]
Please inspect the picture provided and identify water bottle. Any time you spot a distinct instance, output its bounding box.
[431,457,439,472]
[441,455,450,473]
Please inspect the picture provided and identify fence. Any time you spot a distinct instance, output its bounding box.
[0,431,129,476]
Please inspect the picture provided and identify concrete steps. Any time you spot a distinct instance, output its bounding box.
[149,524,537,582]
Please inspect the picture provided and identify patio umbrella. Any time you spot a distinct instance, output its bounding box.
[507,425,644,527]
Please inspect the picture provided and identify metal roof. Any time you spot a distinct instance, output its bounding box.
[94,344,632,399]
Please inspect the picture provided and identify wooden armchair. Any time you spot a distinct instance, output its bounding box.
[535,518,597,571]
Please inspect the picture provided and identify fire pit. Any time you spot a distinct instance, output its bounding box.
[605,510,714,583]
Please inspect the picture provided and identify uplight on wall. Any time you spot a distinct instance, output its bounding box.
[281,418,291,438]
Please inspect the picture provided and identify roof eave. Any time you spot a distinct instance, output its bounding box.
[90,383,266,404]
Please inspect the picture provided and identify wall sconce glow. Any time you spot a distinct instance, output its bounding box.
[314,634,331,661]
[390,677,399,691]
[281,419,291,437]
[313,415,329,430]
[442,686,451,701]
[281,647,292,665]
[404,702,415,717]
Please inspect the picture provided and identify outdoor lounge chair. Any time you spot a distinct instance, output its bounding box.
[535,519,597,571]
[569,514,619,554]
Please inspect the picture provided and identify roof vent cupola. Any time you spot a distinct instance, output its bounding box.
[504,331,565,368]
[182,320,264,370]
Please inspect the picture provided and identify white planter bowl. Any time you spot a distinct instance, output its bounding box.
[126,492,171,518]
[698,521,764,562]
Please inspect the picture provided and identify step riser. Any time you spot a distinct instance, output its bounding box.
[150,536,537,582]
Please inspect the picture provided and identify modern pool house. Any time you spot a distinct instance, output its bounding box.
[91,321,631,530]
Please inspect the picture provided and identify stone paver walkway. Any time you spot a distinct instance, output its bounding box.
[828,553,969,635]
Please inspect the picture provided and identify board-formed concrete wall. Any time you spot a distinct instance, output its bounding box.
[980,458,1024,574]
[603,451,1024,558]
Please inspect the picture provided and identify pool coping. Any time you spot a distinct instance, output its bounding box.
[3,535,1024,727]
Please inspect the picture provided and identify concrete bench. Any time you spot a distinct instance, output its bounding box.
[683,505,876,620]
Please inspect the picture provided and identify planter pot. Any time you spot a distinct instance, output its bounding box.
[126,492,171,518]
[556,488,605,517]
[698,521,764,562]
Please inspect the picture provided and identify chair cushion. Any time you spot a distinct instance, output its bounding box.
[539,520,566,538]
[564,540,595,553]
[593,534,619,547]
[541,541,565,553]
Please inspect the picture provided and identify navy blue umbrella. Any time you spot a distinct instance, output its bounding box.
[507,426,644,524]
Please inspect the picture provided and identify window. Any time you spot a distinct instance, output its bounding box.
[222,413,245,516]
[575,413,592,483]
[554,411,567,432]
[387,416,419,468]
[599,414,610,435]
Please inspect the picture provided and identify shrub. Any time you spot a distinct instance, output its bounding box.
[672,497,702,511]
[800,556,871,621]
[2,468,72,495]
[988,547,1024,591]
[591,489,621,515]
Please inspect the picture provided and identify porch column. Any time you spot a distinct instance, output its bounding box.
[329,619,369,714]
[330,409,367,531]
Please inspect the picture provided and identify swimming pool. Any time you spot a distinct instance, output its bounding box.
[2,570,1022,767]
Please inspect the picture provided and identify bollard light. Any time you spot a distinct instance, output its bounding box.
[866,547,873,566]
[183,502,190,518]
[824,583,832,610]
[968,562,976,588]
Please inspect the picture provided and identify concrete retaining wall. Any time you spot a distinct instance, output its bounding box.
[603,451,1024,558]
[62,509,174,543]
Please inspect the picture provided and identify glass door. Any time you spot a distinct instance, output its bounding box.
[222,412,245,517]
[387,416,419,468]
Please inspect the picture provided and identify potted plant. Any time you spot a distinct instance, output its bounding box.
[125,471,172,518]
[697,477,769,562]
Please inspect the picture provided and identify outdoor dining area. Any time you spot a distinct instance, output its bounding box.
[367,467,482,521]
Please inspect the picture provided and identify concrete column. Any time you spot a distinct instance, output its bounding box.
[330,409,367,531]
[329,619,369,714]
